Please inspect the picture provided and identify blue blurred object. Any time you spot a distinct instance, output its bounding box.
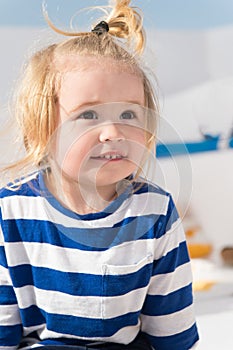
[156,135,221,158]
[229,137,233,149]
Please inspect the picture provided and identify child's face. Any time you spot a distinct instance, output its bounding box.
[51,56,149,188]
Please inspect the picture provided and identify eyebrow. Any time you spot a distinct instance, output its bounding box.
[69,100,144,114]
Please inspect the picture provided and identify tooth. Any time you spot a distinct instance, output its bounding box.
[97,154,123,159]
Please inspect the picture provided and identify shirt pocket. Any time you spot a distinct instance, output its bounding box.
[101,253,153,319]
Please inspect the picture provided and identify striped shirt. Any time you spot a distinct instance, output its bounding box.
[0,172,199,349]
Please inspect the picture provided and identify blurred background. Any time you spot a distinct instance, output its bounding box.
[0,1,233,348]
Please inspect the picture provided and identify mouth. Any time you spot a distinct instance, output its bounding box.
[91,152,127,161]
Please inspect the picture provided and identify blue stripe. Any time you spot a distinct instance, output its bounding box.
[10,261,153,296]
[20,307,140,337]
[102,262,153,296]
[156,195,178,235]
[0,325,22,347]
[143,323,199,350]
[132,182,168,196]
[152,241,189,275]
[10,265,103,295]
[3,212,169,248]
[0,246,7,268]
[55,217,156,248]
[3,220,106,251]
[0,286,17,304]
[20,305,45,327]
[142,284,193,316]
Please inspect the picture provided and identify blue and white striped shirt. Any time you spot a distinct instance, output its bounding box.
[0,172,199,349]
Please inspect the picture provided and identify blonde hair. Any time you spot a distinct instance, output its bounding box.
[2,0,159,184]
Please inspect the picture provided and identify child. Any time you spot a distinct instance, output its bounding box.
[0,0,199,349]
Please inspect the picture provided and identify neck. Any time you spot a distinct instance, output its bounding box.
[44,169,118,215]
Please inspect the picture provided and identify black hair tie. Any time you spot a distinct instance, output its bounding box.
[91,21,109,36]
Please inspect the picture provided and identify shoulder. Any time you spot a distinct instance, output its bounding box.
[132,177,180,225]
[132,177,174,214]
[0,172,43,231]
[126,178,180,239]
[0,172,41,199]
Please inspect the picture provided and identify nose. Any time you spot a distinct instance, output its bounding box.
[99,122,125,143]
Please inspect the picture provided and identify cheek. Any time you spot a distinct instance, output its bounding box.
[54,131,93,172]
[127,126,146,147]
[125,128,148,165]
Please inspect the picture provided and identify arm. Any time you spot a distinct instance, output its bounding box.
[141,195,199,350]
[0,224,22,349]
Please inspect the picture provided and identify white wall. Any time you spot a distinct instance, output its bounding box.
[147,25,233,95]
[152,150,233,252]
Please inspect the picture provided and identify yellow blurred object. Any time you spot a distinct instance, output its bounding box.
[181,206,213,259]
[188,243,213,259]
[185,227,200,238]
[193,280,216,292]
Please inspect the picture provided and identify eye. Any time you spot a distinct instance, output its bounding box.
[120,110,136,120]
[77,110,98,120]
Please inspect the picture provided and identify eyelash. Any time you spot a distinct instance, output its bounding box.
[77,110,98,120]
[76,110,137,120]
[120,111,136,120]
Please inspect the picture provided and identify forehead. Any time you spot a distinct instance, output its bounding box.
[57,55,145,112]
[55,54,140,75]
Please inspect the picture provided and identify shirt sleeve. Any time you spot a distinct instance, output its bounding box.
[0,223,22,349]
[140,195,199,350]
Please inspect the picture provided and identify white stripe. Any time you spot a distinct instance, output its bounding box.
[17,285,148,319]
[36,325,88,340]
[103,286,148,319]
[17,286,101,318]
[5,240,154,273]
[0,304,21,326]
[148,262,193,295]
[0,346,18,350]
[0,191,169,228]
[92,322,141,344]
[0,196,48,222]
[141,304,196,337]
[0,224,4,245]
[22,324,46,337]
